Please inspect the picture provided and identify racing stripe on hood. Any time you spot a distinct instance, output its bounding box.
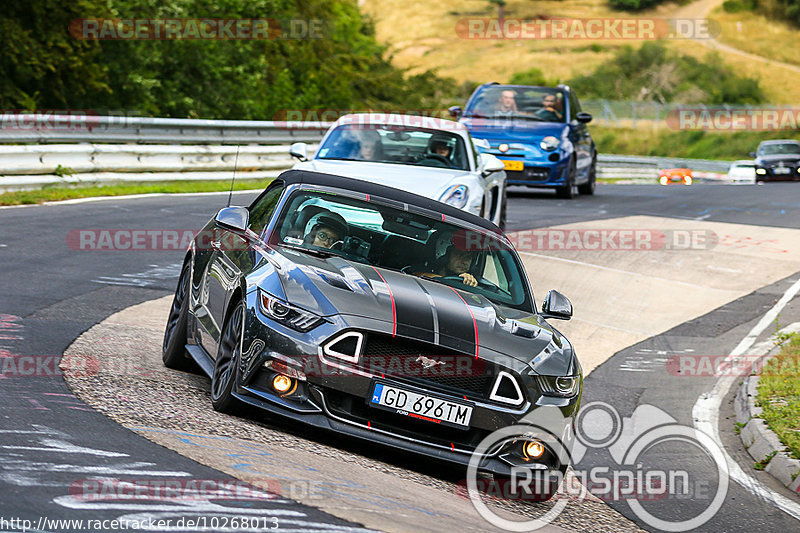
[404,278,478,356]
[361,268,478,356]
[369,266,396,336]
[377,271,436,343]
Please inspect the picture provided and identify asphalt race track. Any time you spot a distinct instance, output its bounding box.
[2,183,800,532]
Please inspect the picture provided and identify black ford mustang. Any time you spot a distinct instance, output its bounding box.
[163,169,581,489]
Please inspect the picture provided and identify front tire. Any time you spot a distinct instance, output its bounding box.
[211,301,244,414]
[578,157,596,195]
[162,263,194,370]
[556,160,577,199]
[498,185,507,231]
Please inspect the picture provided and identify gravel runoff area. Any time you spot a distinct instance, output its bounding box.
[61,296,647,533]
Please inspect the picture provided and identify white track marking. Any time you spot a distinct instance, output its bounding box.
[692,276,800,521]
[518,251,714,290]
[0,189,262,210]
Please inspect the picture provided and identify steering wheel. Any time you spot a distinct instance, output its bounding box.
[417,154,452,167]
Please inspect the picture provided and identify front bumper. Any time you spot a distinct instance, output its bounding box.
[236,291,580,475]
[755,166,800,181]
[492,154,571,187]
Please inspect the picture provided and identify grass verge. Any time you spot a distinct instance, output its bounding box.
[756,332,800,460]
[592,126,800,160]
[0,179,273,206]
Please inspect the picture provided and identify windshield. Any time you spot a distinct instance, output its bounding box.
[465,86,567,123]
[270,190,532,311]
[316,123,470,171]
[758,143,800,156]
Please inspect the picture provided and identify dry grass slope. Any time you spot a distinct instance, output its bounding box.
[362,0,800,103]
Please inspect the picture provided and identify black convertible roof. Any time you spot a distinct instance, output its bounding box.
[277,169,503,235]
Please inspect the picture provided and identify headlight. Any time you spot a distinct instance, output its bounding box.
[756,168,767,175]
[535,375,580,397]
[439,184,469,209]
[540,136,560,151]
[258,290,324,332]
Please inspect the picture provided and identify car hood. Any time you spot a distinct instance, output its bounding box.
[263,247,574,374]
[294,159,475,200]
[460,117,566,144]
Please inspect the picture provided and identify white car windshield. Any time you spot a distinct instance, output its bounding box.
[316,124,470,171]
[271,190,532,311]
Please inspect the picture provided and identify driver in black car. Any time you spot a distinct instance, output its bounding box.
[418,245,478,287]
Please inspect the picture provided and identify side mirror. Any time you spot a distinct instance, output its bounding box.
[541,290,572,320]
[478,153,505,177]
[290,142,309,162]
[576,112,593,124]
[448,106,463,119]
[748,151,756,158]
[214,206,249,233]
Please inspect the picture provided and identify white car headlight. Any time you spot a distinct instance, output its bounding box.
[540,136,560,151]
[439,185,470,209]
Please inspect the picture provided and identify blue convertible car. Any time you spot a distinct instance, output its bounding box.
[450,83,597,199]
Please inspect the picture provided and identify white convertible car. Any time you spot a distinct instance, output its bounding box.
[289,114,508,229]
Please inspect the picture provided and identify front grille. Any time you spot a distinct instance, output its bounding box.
[322,387,491,449]
[506,167,550,181]
[359,333,495,400]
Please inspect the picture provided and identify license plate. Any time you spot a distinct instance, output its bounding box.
[502,160,523,171]
[369,382,473,428]
[774,167,791,174]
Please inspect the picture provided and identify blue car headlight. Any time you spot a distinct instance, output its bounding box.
[439,184,469,209]
[540,136,560,151]
[259,289,325,332]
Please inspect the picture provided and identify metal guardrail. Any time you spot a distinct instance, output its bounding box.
[0,114,327,144]
[0,114,738,191]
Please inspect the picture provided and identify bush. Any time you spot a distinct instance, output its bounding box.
[508,68,555,87]
[567,42,765,104]
[722,0,757,13]
[608,0,666,11]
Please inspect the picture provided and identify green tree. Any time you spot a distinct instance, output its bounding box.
[0,0,113,109]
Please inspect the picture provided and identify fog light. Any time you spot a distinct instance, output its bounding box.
[272,374,294,393]
[523,440,545,459]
